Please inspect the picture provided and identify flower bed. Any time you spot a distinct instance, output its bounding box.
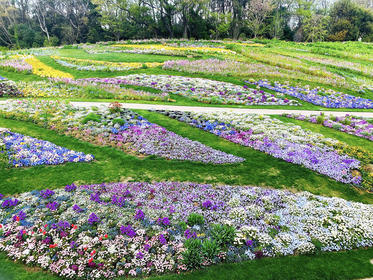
[0,56,33,73]
[51,56,163,72]
[0,129,94,167]
[69,75,299,106]
[49,78,173,102]
[247,80,373,109]
[283,113,373,141]
[0,181,372,278]
[0,100,243,164]
[155,110,372,189]
[163,59,285,77]
[0,82,23,97]
[24,56,73,79]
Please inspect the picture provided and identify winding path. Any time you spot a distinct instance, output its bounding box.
[70,102,373,117]
[1,100,372,117]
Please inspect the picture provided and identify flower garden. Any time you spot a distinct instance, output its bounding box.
[0,40,372,280]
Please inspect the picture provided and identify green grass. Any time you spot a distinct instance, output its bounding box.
[1,248,373,280]
[57,48,191,63]
[275,115,373,154]
[1,112,372,204]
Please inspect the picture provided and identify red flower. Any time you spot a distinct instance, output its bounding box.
[16,216,20,221]
[90,250,96,256]
[49,244,57,248]
[88,258,93,263]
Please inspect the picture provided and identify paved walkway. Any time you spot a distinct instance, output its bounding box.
[70,101,373,117]
[1,100,372,117]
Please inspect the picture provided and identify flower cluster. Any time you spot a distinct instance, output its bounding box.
[0,100,243,164]
[73,75,299,106]
[163,59,286,77]
[247,80,373,109]
[0,56,33,73]
[102,43,235,56]
[0,81,23,97]
[24,56,73,79]
[0,130,94,167]
[0,181,372,279]
[155,110,368,187]
[51,55,163,71]
[284,113,373,142]
[49,78,173,102]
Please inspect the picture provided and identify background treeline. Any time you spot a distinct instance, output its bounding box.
[0,0,372,49]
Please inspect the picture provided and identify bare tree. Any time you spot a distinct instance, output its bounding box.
[246,0,274,38]
[33,0,50,42]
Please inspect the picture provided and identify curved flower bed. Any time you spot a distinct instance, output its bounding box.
[0,100,243,164]
[0,82,23,97]
[51,56,163,72]
[0,181,372,278]
[155,110,371,189]
[24,56,74,79]
[48,79,173,102]
[0,129,94,167]
[247,80,373,109]
[68,75,299,106]
[284,113,373,141]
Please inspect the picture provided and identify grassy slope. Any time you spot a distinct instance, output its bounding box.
[0,248,372,280]
[0,54,369,112]
[1,111,372,204]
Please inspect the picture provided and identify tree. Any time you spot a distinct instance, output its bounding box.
[303,14,328,42]
[328,0,373,41]
[246,0,274,38]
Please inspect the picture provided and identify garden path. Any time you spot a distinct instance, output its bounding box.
[70,101,373,117]
[0,100,372,117]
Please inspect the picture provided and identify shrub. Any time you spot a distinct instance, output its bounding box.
[201,239,220,260]
[187,213,204,226]
[182,238,202,268]
[81,113,101,124]
[210,224,236,247]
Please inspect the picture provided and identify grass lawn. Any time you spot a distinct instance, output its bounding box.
[0,248,372,280]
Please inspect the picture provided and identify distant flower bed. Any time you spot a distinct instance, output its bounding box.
[71,75,299,106]
[0,129,94,167]
[24,56,74,79]
[49,78,174,102]
[0,76,6,80]
[84,43,235,56]
[283,113,373,141]
[0,82,23,98]
[155,110,373,190]
[247,80,373,109]
[0,181,372,278]
[0,100,243,164]
[0,56,33,73]
[163,59,285,77]
[51,55,163,72]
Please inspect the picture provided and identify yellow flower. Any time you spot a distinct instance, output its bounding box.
[25,56,73,79]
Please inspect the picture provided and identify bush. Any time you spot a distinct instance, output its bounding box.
[210,224,236,247]
[113,118,125,126]
[81,113,101,124]
[182,238,202,268]
[187,213,204,226]
[201,239,220,260]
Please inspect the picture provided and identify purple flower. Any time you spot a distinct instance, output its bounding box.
[12,210,26,221]
[88,213,100,225]
[1,199,19,208]
[144,243,151,251]
[184,229,197,239]
[0,193,3,200]
[72,204,83,213]
[65,184,77,192]
[70,241,77,249]
[159,234,167,245]
[202,200,213,209]
[136,251,144,259]
[246,240,253,247]
[40,189,55,199]
[46,202,59,211]
[120,225,136,238]
[157,217,170,227]
[134,209,145,220]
